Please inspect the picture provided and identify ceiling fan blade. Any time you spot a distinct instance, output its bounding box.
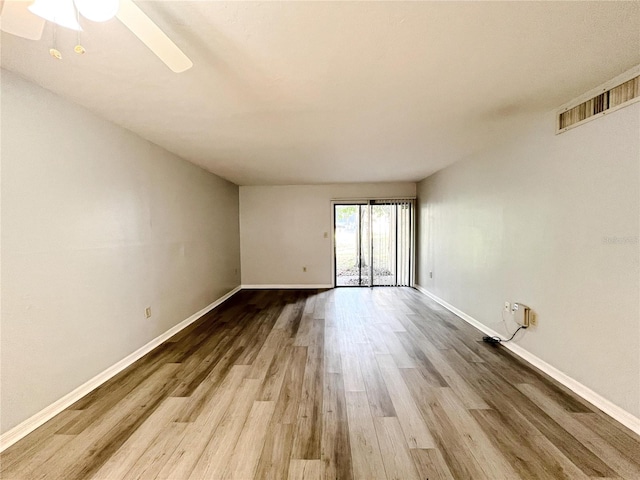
[116,0,192,73]
[0,0,45,40]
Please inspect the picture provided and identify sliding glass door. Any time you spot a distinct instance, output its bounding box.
[334,204,368,286]
[334,200,413,287]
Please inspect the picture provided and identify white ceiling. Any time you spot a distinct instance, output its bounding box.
[2,1,639,185]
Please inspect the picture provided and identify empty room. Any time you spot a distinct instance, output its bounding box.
[1,1,639,479]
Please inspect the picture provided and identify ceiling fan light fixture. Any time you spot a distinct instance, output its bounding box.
[28,0,82,31]
[49,48,63,60]
[74,0,119,23]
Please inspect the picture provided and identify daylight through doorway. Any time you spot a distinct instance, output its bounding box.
[334,200,413,287]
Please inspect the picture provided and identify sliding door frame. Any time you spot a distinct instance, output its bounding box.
[331,198,416,288]
[332,200,368,288]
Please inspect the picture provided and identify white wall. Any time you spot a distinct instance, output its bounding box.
[416,104,640,418]
[240,183,416,286]
[0,71,241,433]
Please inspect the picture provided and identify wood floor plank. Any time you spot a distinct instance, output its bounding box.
[291,344,324,459]
[121,421,188,480]
[344,391,386,480]
[373,416,421,480]
[396,331,449,388]
[0,435,74,480]
[428,391,491,479]
[284,296,306,337]
[436,387,520,479]
[189,379,260,479]
[321,372,353,480]
[249,329,291,380]
[573,412,640,464]
[518,383,639,479]
[273,303,295,330]
[324,325,342,375]
[170,327,239,398]
[224,401,276,479]
[374,323,417,368]
[381,313,408,333]
[356,342,396,417]
[341,349,366,392]
[89,396,187,480]
[56,350,176,436]
[400,369,489,479]
[410,448,456,480]
[174,343,245,423]
[470,408,565,480]
[30,362,182,480]
[155,366,249,479]
[312,291,326,319]
[304,294,317,315]
[234,319,275,367]
[255,422,295,480]
[364,322,390,354]
[478,362,617,478]
[401,317,490,410]
[272,346,308,425]
[0,410,82,474]
[294,314,316,346]
[376,354,435,448]
[529,434,592,480]
[188,378,261,479]
[258,342,295,401]
[288,459,325,480]
[3,288,638,480]
[404,310,452,350]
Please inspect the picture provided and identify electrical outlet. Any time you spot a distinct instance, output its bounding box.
[512,303,531,327]
[429,271,433,278]
[530,313,537,326]
[303,266,307,272]
[145,307,151,318]
[504,301,510,313]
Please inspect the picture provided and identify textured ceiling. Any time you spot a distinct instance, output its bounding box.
[2,1,639,185]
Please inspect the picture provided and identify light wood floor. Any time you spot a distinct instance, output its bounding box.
[2,288,639,480]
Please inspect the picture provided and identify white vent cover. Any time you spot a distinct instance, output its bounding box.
[557,66,640,134]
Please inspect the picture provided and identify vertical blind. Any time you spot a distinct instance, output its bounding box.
[369,199,414,287]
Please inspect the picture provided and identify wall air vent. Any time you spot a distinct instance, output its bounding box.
[557,66,640,134]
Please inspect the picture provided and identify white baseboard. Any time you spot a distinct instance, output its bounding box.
[413,284,640,436]
[241,284,332,289]
[0,285,242,453]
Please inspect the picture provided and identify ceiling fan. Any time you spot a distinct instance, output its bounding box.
[0,0,193,73]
